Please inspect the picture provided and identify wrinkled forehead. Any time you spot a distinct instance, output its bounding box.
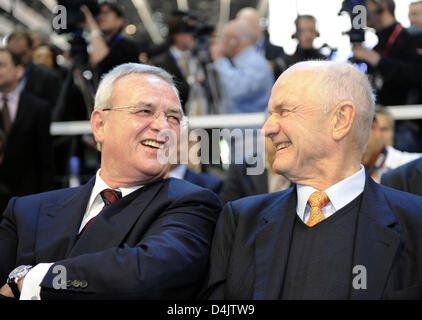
[269,68,322,109]
[112,73,182,110]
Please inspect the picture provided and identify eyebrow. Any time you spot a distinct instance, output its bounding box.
[134,102,183,116]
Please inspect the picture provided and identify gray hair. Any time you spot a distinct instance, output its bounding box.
[94,62,180,110]
[93,63,181,151]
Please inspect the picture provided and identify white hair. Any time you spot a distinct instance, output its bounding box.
[290,61,375,153]
[319,62,376,153]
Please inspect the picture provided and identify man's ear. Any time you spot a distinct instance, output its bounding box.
[90,109,106,146]
[331,101,356,141]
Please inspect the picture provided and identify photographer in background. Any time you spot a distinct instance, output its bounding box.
[288,15,328,65]
[81,1,139,84]
[151,11,210,115]
[352,0,422,152]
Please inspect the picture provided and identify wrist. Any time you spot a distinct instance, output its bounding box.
[90,29,103,38]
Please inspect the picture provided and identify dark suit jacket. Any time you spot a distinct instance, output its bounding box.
[221,164,268,203]
[150,51,190,111]
[381,157,422,196]
[24,63,61,109]
[184,168,223,195]
[0,177,221,299]
[0,91,54,197]
[202,172,422,299]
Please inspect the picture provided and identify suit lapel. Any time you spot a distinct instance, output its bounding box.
[68,180,164,257]
[35,178,95,262]
[350,173,401,299]
[253,188,297,299]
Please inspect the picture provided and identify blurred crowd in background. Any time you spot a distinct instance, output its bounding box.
[0,0,422,213]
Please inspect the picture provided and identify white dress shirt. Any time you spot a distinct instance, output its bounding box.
[169,164,188,180]
[0,86,21,125]
[20,170,142,300]
[296,165,366,224]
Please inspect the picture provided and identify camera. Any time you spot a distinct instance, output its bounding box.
[55,0,100,34]
[339,0,367,43]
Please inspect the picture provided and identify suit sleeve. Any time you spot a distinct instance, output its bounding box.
[199,202,238,299]
[39,188,221,299]
[221,164,246,203]
[35,102,54,192]
[0,198,18,284]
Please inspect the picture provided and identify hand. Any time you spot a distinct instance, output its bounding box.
[0,283,14,298]
[80,5,100,34]
[352,44,381,66]
[209,38,225,62]
[0,277,25,298]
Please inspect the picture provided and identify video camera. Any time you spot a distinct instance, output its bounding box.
[54,0,100,67]
[339,0,367,43]
[55,0,100,34]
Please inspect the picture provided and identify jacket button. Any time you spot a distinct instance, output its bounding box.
[79,280,88,288]
[72,280,80,288]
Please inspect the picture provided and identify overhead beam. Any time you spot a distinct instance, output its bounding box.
[131,0,164,44]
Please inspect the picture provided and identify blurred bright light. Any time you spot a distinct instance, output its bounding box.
[268,0,415,61]
[125,24,137,35]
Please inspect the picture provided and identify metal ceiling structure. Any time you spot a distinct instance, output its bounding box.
[0,0,268,49]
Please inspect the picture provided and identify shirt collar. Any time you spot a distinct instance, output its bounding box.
[296,164,365,218]
[0,86,20,104]
[87,169,143,212]
[169,164,187,180]
[170,46,190,60]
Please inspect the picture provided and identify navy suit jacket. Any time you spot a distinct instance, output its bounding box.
[381,157,422,196]
[0,177,221,299]
[184,168,223,195]
[202,172,422,299]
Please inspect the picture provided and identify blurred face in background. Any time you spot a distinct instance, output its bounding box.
[96,4,124,34]
[0,50,24,93]
[33,45,54,68]
[409,2,422,29]
[7,35,32,65]
[296,17,318,50]
[375,112,394,146]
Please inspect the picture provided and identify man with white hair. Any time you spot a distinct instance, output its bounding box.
[0,63,221,300]
[202,60,422,299]
[209,19,274,113]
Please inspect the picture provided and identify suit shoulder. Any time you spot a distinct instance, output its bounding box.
[166,177,220,199]
[230,188,294,217]
[20,91,51,111]
[379,183,422,218]
[13,187,78,206]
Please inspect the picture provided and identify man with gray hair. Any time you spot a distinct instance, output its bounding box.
[209,19,274,113]
[0,63,221,300]
[202,60,422,299]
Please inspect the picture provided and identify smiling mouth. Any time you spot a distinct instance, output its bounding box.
[141,139,165,149]
[276,142,292,151]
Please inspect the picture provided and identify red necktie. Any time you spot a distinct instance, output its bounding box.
[79,188,122,235]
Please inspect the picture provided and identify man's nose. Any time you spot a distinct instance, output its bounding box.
[262,116,278,138]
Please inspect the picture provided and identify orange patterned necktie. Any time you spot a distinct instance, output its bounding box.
[306,191,330,227]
